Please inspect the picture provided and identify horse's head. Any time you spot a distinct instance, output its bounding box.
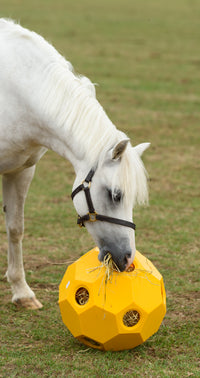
[72,139,150,271]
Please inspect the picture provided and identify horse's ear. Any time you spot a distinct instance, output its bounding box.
[133,142,150,157]
[112,139,129,160]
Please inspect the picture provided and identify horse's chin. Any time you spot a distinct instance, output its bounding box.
[98,248,105,263]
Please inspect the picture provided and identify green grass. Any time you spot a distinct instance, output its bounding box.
[0,0,199,376]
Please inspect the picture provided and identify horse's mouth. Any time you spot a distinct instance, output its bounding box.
[98,247,133,272]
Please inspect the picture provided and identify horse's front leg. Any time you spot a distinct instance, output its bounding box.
[2,166,42,309]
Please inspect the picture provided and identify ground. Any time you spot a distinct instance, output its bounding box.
[0,0,199,377]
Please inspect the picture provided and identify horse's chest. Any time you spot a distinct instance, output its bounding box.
[0,146,47,175]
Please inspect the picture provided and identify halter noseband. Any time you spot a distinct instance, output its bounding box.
[71,169,136,230]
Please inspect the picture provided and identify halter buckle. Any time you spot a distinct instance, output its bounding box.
[88,212,97,222]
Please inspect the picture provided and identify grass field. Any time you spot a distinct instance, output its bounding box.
[0,0,199,376]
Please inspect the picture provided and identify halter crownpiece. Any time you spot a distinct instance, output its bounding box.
[71,169,136,230]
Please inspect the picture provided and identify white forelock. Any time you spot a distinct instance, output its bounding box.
[118,146,149,207]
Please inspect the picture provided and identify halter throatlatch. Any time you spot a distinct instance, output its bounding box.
[71,169,136,230]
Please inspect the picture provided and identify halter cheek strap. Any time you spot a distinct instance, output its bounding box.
[71,169,136,230]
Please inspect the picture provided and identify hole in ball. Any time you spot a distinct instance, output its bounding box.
[75,287,89,305]
[126,263,135,272]
[81,336,102,348]
[123,310,140,327]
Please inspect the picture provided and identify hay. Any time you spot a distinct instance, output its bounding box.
[88,253,120,303]
[88,253,120,283]
[123,310,140,327]
[102,253,120,283]
[75,287,89,305]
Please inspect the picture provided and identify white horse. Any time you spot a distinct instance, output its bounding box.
[0,19,150,309]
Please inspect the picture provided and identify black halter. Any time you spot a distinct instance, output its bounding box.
[71,169,136,230]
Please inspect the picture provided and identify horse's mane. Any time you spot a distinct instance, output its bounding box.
[39,44,149,207]
[40,57,120,164]
[1,19,148,207]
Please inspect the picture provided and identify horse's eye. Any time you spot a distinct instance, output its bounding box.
[107,188,122,203]
[113,189,122,203]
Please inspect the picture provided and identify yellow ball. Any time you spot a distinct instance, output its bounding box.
[59,248,166,351]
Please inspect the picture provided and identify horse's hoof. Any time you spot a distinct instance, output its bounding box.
[14,297,43,310]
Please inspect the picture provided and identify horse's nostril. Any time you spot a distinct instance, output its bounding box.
[125,253,131,262]
[123,253,132,267]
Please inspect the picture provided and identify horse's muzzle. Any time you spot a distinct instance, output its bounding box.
[98,241,133,272]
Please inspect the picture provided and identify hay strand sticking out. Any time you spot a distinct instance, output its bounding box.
[88,253,120,303]
[88,253,158,304]
[88,253,120,283]
[102,253,120,284]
